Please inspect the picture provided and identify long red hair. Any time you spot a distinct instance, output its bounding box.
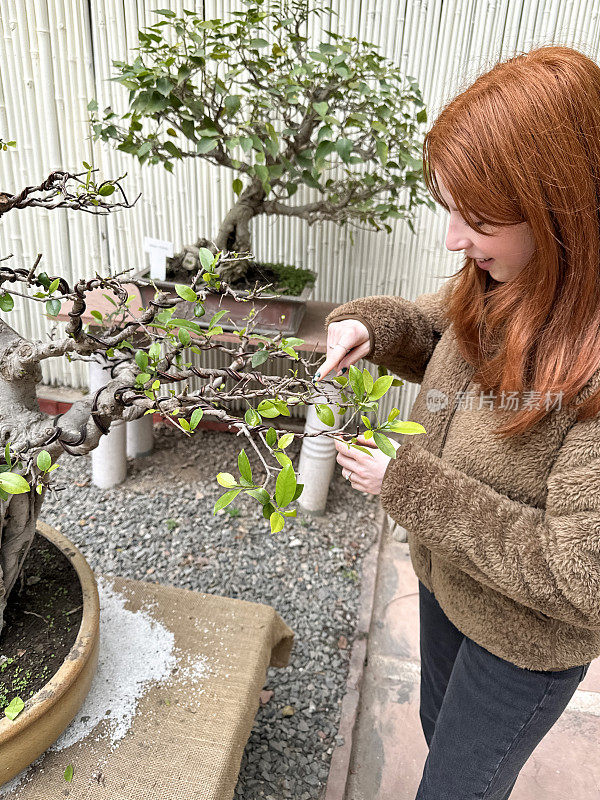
[423,45,600,438]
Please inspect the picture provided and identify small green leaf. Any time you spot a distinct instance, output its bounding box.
[369,375,395,400]
[0,472,30,494]
[244,408,262,427]
[64,765,74,783]
[190,408,203,430]
[388,421,426,435]
[135,351,149,371]
[0,293,14,312]
[175,284,197,302]
[232,178,243,196]
[277,433,294,450]
[270,510,285,533]
[248,37,269,49]
[348,365,364,398]
[252,349,269,368]
[216,472,238,488]
[45,299,61,317]
[214,488,242,513]
[4,697,24,720]
[315,404,335,427]
[313,101,328,117]
[417,108,427,123]
[275,462,296,507]
[36,450,52,472]
[257,400,280,418]
[98,184,115,196]
[238,449,252,483]
[266,427,277,448]
[335,138,353,162]
[198,248,214,271]
[362,368,374,395]
[90,310,103,322]
[373,431,398,458]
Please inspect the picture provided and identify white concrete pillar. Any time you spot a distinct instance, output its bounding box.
[89,360,127,488]
[297,386,346,516]
[127,415,154,458]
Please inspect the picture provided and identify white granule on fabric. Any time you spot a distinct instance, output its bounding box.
[0,577,212,796]
[51,576,177,751]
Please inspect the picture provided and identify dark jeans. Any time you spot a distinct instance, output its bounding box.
[416,580,591,800]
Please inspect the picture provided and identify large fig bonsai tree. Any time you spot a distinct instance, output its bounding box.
[90,0,432,283]
[0,164,423,634]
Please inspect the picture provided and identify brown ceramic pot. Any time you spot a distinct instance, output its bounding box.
[0,521,100,785]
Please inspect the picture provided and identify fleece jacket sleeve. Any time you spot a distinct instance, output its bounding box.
[323,280,453,383]
[380,416,600,629]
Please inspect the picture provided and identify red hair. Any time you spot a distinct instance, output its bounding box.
[424,45,600,438]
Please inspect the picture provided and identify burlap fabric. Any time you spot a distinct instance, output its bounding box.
[4,576,294,800]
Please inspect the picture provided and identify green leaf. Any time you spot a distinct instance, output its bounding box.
[248,37,269,49]
[0,472,30,494]
[64,765,74,783]
[4,696,24,720]
[252,349,269,368]
[313,101,328,117]
[270,510,285,533]
[275,461,297,508]
[36,450,52,472]
[238,449,252,483]
[90,310,103,322]
[369,375,395,400]
[175,284,197,302]
[335,138,353,162]
[224,94,241,115]
[135,351,149,371]
[0,293,14,312]
[216,472,238,488]
[388,420,426,435]
[45,299,61,317]
[98,183,115,196]
[315,404,335,427]
[197,138,218,154]
[277,432,294,450]
[198,248,214,271]
[232,178,243,196]
[244,408,262,427]
[190,408,203,430]
[417,108,427,123]
[246,487,270,505]
[257,400,280,418]
[178,328,191,346]
[376,140,388,166]
[362,368,374,395]
[348,365,364,398]
[213,488,242,514]
[373,431,398,458]
[266,427,277,448]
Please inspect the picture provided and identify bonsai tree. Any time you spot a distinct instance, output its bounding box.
[0,163,424,634]
[90,0,432,284]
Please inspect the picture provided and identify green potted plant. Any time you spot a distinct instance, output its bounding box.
[90,0,431,334]
[0,163,423,782]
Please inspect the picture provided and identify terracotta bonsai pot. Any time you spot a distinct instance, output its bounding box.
[134,270,314,336]
[0,521,100,785]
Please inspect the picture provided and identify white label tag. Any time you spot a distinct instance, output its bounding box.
[144,237,174,281]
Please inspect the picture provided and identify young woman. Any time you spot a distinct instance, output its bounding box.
[316,45,600,798]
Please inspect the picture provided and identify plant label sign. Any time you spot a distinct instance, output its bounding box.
[144,237,173,281]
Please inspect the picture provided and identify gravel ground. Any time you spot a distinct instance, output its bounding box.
[41,422,381,800]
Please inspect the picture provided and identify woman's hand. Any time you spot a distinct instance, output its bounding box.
[315,319,371,381]
[335,434,401,495]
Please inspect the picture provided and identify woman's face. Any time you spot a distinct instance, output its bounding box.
[436,174,535,283]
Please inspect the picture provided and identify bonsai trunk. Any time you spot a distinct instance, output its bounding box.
[169,181,266,284]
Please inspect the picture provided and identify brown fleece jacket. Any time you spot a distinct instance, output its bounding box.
[325,281,600,671]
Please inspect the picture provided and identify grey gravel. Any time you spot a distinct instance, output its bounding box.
[41,423,380,799]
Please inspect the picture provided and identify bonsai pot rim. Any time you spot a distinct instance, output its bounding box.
[0,520,100,786]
